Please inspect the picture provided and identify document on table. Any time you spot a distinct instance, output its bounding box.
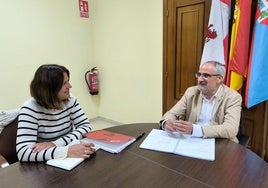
[83,130,136,153]
[139,129,215,161]
[82,137,135,154]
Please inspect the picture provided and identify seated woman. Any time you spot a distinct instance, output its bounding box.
[16,64,95,162]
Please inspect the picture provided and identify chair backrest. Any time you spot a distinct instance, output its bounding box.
[237,113,250,146]
[0,117,19,164]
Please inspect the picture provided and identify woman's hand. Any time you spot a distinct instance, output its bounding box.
[67,142,95,158]
[32,142,56,152]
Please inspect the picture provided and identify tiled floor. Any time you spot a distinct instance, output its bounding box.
[89,116,123,130]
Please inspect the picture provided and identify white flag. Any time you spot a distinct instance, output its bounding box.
[200,0,231,65]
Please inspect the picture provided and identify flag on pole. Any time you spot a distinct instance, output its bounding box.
[226,0,252,91]
[245,0,268,108]
[201,0,231,65]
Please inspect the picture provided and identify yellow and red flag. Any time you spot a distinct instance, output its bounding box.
[226,0,252,91]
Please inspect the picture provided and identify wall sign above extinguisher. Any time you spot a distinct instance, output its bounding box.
[85,67,99,95]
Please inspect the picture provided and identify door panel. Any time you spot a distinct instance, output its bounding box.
[175,4,204,100]
[163,0,211,113]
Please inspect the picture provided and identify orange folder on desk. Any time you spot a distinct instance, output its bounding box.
[83,130,136,153]
[84,130,134,142]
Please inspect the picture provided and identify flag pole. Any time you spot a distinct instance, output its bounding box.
[261,101,268,159]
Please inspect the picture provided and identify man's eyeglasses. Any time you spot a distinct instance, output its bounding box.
[195,72,220,79]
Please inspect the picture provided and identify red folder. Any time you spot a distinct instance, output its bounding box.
[84,130,134,143]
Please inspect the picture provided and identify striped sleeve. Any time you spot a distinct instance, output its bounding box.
[16,106,67,162]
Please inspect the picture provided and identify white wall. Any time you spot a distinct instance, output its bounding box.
[0,0,163,124]
[91,0,163,123]
[0,0,98,118]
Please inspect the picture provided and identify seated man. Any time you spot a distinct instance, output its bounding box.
[160,61,242,143]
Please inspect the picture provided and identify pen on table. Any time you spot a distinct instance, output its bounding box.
[135,132,145,142]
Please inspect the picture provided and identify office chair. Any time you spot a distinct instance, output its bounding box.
[0,117,19,168]
[237,113,250,147]
[0,155,9,168]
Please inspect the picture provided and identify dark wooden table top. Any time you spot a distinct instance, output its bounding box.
[0,123,267,188]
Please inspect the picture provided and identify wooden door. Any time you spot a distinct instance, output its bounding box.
[163,0,211,113]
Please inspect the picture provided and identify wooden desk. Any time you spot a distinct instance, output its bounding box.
[0,123,267,188]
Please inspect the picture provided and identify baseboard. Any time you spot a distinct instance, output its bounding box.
[89,116,123,126]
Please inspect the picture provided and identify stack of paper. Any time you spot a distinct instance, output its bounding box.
[46,157,85,171]
[46,140,95,171]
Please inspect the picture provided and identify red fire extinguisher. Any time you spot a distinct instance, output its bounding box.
[85,67,99,95]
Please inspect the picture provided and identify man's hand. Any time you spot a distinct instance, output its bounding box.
[164,119,193,135]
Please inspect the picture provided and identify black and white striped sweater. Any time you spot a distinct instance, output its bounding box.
[16,95,91,162]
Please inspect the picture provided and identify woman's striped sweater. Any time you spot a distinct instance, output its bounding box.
[16,95,91,162]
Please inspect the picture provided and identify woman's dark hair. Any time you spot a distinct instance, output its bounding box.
[30,64,70,109]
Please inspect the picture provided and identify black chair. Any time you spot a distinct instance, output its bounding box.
[237,114,250,146]
[0,117,19,167]
[237,126,250,146]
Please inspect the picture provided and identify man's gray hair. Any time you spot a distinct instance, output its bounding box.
[203,61,226,78]
[214,61,226,78]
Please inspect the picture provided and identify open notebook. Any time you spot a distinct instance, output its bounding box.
[139,129,215,161]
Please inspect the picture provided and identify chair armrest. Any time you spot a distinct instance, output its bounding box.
[0,154,10,168]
